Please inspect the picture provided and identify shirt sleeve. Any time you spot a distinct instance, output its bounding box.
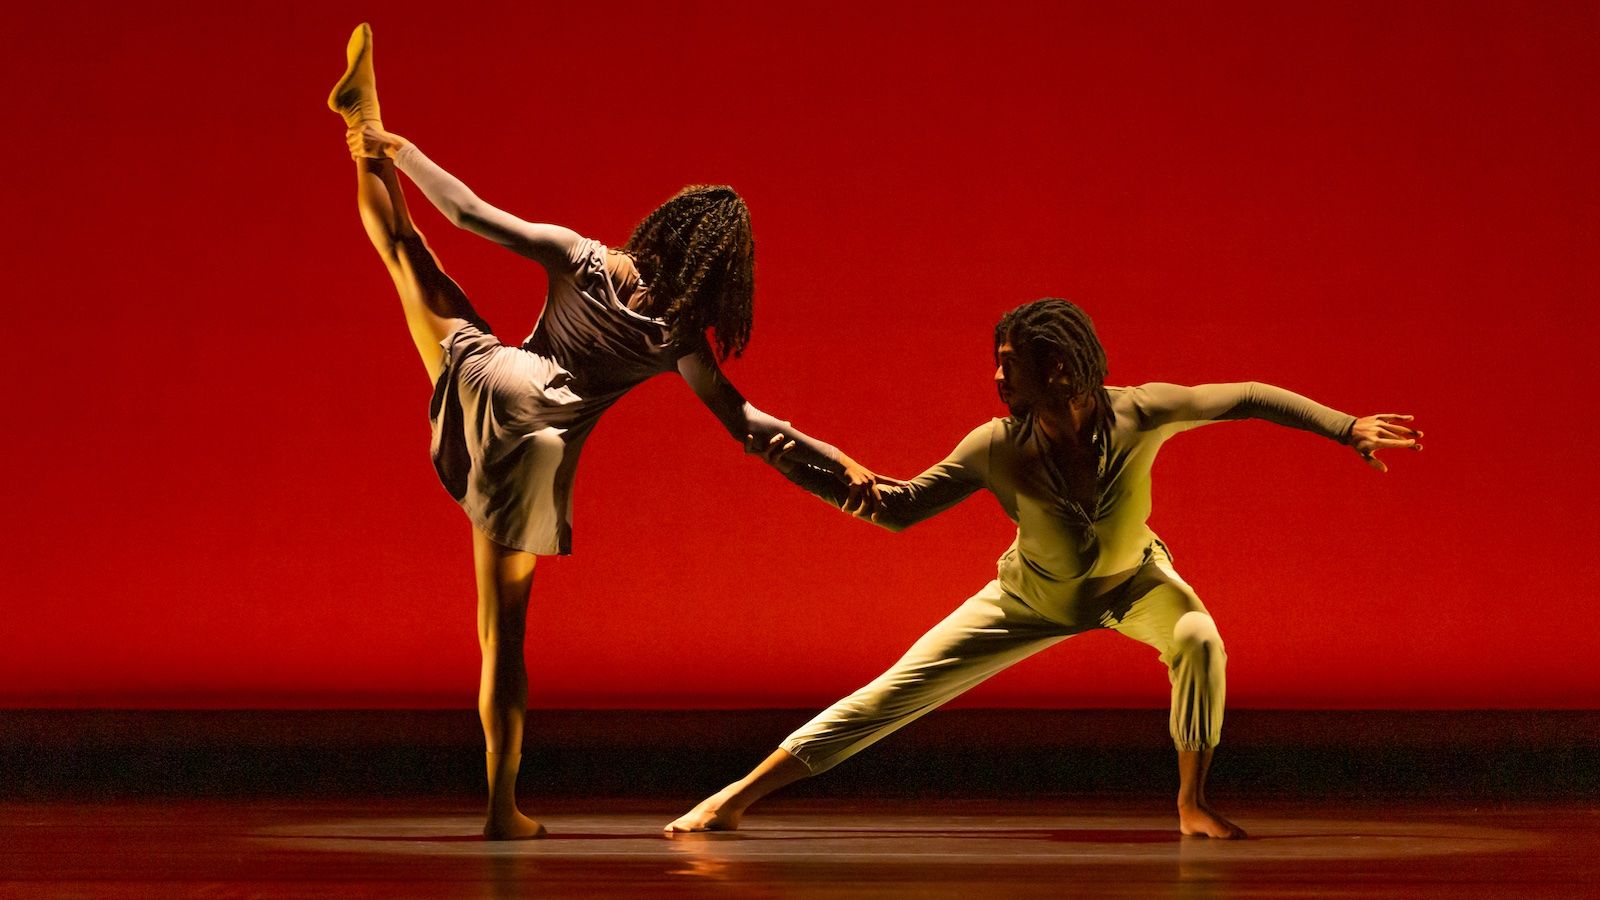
[676,343,842,472]
[1131,382,1356,443]
[394,143,586,272]
[780,421,993,532]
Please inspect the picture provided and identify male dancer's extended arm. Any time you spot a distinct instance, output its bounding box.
[770,422,992,531]
[1134,382,1422,471]
[1135,382,1355,440]
[388,141,585,270]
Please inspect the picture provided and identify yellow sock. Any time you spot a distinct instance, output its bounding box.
[327,23,381,127]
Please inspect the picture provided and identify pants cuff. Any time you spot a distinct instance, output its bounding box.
[778,739,829,775]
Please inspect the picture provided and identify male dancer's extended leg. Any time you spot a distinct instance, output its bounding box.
[1106,546,1245,839]
[666,581,1075,832]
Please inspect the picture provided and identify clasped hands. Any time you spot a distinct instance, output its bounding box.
[745,433,900,516]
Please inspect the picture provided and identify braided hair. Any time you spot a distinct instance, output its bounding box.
[994,298,1113,432]
[621,185,755,360]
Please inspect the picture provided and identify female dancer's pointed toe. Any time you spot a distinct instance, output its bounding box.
[328,22,381,127]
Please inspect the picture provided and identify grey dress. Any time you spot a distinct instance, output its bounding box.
[397,144,841,555]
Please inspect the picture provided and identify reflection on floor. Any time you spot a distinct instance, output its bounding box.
[4,797,1595,898]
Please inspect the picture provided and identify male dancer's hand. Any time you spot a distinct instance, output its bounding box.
[1349,414,1423,472]
[748,433,897,516]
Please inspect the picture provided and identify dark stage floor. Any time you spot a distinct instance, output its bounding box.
[4,710,1596,896]
[3,797,1597,899]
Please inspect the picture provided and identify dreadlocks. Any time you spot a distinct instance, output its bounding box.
[621,185,754,361]
[994,298,1114,433]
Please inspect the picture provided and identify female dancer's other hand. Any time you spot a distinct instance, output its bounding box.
[1349,413,1423,472]
[347,123,411,159]
[747,432,800,472]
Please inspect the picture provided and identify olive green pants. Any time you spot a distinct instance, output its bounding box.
[780,545,1226,773]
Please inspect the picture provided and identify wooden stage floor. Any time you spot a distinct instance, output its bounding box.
[4,797,1596,898]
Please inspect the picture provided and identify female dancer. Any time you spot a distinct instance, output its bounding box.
[328,24,883,839]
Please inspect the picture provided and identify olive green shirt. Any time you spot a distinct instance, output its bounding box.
[787,382,1354,617]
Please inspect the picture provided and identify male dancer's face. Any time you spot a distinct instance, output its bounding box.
[994,340,1050,418]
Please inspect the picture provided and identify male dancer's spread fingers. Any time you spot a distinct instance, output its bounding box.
[1350,413,1425,471]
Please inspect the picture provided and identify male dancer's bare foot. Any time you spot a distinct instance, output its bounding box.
[665,750,810,834]
[1178,802,1247,839]
[328,22,381,126]
[664,788,745,833]
[1176,749,1245,838]
[483,810,548,841]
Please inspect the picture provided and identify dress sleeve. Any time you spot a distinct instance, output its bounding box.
[676,342,843,472]
[780,422,993,533]
[1131,382,1356,443]
[394,143,586,272]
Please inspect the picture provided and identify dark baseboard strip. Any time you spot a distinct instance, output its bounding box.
[3,709,1595,801]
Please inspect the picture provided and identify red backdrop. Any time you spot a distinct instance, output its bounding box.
[2,1,1595,709]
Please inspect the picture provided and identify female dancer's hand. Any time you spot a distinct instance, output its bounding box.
[839,456,889,515]
[1349,414,1423,472]
[747,434,898,514]
[346,123,411,159]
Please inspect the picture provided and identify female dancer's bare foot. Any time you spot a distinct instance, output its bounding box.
[664,788,745,833]
[483,810,547,841]
[1178,802,1247,839]
[328,22,381,126]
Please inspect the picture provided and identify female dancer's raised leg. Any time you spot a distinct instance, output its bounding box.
[334,24,544,839]
[334,23,470,382]
[352,157,472,383]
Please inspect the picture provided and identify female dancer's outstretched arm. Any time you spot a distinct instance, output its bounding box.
[348,124,584,272]
[348,126,887,502]
[756,421,988,528]
[676,344,888,505]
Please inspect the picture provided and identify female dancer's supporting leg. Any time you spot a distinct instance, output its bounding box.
[473,526,544,840]
[337,25,545,840]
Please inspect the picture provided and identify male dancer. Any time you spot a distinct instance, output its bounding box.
[667,298,1422,838]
